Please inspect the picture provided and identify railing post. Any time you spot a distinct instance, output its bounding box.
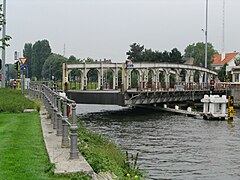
[62,99,69,147]
[70,102,79,159]
[50,91,54,124]
[53,93,58,129]
[56,96,62,136]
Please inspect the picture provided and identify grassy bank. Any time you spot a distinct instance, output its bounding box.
[0,112,53,179]
[78,122,143,179]
[0,89,91,180]
[0,89,38,112]
[0,88,143,179]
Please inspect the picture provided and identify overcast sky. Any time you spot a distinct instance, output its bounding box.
[5,0,240,63]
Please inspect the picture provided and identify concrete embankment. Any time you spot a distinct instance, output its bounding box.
[40,106,94,175]
[40,105,116,179]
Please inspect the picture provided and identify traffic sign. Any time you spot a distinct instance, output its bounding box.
[19,58,27,65]
[20,65,28,71]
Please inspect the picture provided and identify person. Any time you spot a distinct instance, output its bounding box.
[13,79,17,89]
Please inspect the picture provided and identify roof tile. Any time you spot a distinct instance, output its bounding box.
[212,52,238,65]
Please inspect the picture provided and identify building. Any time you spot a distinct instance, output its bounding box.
[183,57,194,65]
[212,52,240,71]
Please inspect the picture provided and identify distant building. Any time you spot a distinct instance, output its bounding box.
[183,57,194,65]
[232,66,240,82]
[212,52,240,71]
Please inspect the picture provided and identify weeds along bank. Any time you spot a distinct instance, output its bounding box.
[0,88,144,179]
[78,121,143,179]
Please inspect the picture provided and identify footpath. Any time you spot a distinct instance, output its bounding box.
[39,106,94,175]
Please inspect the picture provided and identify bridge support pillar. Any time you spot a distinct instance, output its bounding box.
[164,71,170,90]
[62,63,69,92]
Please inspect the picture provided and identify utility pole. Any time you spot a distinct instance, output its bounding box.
[204,0,208,84]
[222,0,225,54]
[1,0,6,88]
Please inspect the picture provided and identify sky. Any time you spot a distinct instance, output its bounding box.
[5,0,240,64]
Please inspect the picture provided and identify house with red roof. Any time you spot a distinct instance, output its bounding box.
[212,52,240,71]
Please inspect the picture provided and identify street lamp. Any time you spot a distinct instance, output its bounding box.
[204,0,208,84]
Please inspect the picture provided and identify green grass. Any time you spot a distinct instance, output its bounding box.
[78,122,143,179]
[0,89,37,113]
[0,88,143,179]
[0,112,52,179]
[0,112,92,180]
[0,89,91,180]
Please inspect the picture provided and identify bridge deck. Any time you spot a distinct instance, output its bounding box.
[67,89,229,106]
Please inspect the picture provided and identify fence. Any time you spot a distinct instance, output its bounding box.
[28,82,79,159]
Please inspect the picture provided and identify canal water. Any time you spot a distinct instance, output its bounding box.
[76,104,240,180]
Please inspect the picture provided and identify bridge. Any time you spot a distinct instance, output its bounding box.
[62,62,228,106]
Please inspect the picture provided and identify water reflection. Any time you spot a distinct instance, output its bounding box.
[77,104,240,179]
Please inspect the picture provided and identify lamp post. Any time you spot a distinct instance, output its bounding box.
[1,0,6,88]
[204,0,208,84]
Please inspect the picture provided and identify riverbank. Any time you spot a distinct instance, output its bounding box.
[0,89,92,179]
[0,89,143,179]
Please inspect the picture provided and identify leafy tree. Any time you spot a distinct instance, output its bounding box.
[184,42,218,68]
[68,55,81,78]
[162,51,170,62]
[155,51,163,62]
[126,43,144,62]
[32,40,51,80]
[234,58,240,66]
[0,4,11,49]
[81,57,95,63]
[126,43,182,63]
[143,48,155,62]
[217,63,232,82]
[217,63,227,82]
[68,55,79,63]
[8,64,17,79]
[23,43,32,77]
[169,48,182,63]
[42,53,67,80]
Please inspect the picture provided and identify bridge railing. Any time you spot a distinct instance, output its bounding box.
[137,82,226,92]
[28,82,79,159]
[58,79,228,92]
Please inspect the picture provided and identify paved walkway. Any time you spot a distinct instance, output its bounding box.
[39,106,94,175]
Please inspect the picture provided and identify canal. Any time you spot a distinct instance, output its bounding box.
[77,104,240,180]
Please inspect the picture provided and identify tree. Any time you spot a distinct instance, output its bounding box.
[217,63,227,82]
[143,48,156,62]
[217,63,232,82]
[31,40,51,80]
[68,55,81,78]
[23,43,32,77]
[42,53,67,80]
[234,57,240,66]
[184,42,218,68]
[0,4,11,49]
[126,43,144,62]
[68,55,79,64]
[8,64,17,79]
[169,48,182,63]
[162,51,170,62]
[126,43,183,63]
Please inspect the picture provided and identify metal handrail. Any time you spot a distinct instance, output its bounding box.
[28,82,79,159]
